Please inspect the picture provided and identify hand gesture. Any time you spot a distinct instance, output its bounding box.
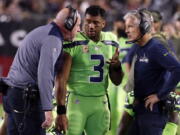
[55,114,68,133]
[107,48,120,68]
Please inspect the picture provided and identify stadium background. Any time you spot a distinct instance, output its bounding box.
[0,0,180,135]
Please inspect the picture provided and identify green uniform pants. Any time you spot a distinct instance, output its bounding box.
[66,93,110,135]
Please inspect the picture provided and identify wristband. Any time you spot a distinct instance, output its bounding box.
[57,105,66,115]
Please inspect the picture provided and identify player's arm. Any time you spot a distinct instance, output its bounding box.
[118,111,133,135]
[118,91,135,135]
[55,51,72,133]
[108,48,124,85]
[56,51,72,107]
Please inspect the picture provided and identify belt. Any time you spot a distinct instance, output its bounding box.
[133,98,145,106]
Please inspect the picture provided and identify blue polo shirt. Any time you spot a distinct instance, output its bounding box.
[134,38,180,100]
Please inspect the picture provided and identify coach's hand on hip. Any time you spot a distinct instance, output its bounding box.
[145,94,160,111]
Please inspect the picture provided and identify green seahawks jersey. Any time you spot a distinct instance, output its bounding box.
[63,32,119,96]
[118,37,132,87]
[118,37,132,63]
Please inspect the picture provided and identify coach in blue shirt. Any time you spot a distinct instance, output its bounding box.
[123,9,180,135]
[2,6,81,135]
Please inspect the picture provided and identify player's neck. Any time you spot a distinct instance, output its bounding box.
[91,34,101,42]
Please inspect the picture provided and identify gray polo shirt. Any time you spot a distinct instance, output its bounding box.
[4,22,63,110]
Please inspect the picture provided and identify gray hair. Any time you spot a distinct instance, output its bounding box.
[124,9,154,33]
[124,10,142,25]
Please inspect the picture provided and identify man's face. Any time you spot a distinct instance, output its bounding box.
[125,17,141,41]
[152,21,162,34]
[83,14,105,40]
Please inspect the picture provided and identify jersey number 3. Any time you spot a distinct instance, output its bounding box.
[90,54,104,82]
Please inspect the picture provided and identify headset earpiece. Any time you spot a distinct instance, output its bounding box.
[64,6,78,31]
[138,9,151,35]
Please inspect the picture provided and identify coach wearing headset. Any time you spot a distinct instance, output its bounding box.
[2,6,81,135]
[123,9,180,135]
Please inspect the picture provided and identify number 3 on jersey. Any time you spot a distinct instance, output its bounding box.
[90,54,104,82]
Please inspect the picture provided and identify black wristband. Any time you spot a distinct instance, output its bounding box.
[57,105,66,115]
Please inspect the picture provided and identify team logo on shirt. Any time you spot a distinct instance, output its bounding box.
[95,46,99,51]
[163,52,169,56]
[139,54,149,63]
[75,99,80,104]
[82,45,89,53]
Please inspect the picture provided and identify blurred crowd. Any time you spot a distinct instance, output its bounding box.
[0,0,180,24]
[0,0,180,55]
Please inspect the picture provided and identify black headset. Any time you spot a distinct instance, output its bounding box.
[64,5,78,31]
[138,9,151,35]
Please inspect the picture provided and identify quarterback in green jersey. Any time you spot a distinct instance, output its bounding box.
[55,5,123,135]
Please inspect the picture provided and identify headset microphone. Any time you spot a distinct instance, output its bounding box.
[125,35,143,44]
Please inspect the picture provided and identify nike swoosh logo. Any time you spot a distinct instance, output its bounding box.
[163,53,168,56]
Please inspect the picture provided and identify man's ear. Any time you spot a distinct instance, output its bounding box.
[102,20,106,28]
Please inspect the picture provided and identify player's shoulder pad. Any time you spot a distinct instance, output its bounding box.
[63,32,89,48]
[63,40,89,48]
[101,32,119,48]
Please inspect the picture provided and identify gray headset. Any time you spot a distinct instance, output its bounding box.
[64,5,78,31]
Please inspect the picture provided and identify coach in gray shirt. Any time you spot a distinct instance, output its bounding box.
[2,6,81,135]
